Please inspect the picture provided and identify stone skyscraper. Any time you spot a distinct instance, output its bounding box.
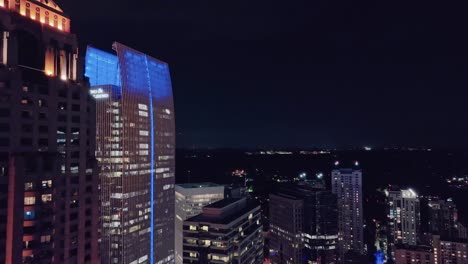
[0,0,99,263]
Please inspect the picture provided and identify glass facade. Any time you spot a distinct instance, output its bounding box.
[174,184,225,264]
[86,43,175,264]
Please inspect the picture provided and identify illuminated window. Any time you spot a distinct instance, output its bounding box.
[201,225,209,231]
[40,235,51,243]
[189,225,197,231]
[138,104,148,110]
[24,197,36,205]
[24,211,35,220]
[41,194,52,203]
[25,182,34,190]
[138,111,148,117]
[41,180,52,188]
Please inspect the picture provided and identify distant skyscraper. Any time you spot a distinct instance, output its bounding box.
[85,43,176,264]
[0,1,99,263]
[175,183,225,264]
[331,165,365,259]
[182,198,264,264]
[428,197,465,239]
[269,185,338,264]
[386,187,420,245]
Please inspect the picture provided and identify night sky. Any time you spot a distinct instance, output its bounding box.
[61,0,468,149]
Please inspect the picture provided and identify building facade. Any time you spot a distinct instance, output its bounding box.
[432,235,468,264]
[331,167,364,259]
[269,193,303,264]
[269,185,338,264]
[386,187,420,251]
[394,245,433,264]
[175,183,225,264]
[85,43,176,264]
[428,198,466,239]
[0,1,99,263]
[182,198,264,264]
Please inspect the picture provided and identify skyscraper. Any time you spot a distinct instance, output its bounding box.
[182,198,264,264]
[427,197,466,239]
[0,1,99,263]
[175,183,225,264]
[386,187,420,246]
[85,43,176,264]
[331,165,364,259]
[269,185,339,264]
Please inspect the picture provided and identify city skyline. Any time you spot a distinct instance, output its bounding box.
[0,1,466,264]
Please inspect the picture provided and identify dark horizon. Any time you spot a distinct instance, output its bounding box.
[61,0,468,149]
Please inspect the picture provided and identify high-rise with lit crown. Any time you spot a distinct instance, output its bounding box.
[0,0,99,263]
[331,163,365,260]
[85,43,176,264]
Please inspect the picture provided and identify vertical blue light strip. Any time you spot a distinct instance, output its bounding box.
[145,55,155,264]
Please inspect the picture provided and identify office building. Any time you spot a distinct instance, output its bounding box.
[428,197,466,239]
[0,1,99,263]
[331,165,364,258]
[432,235,468,264]
[85,43,175,264]
[386,187,420,250]
[394,245,433,264]
[175,183,225,264]
[269,185,338,264]
[182,198,263,264]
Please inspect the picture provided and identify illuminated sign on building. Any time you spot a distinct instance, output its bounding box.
[89,88,109,99]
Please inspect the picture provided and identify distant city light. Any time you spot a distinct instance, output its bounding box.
[354,161,360,166]
[334,161,340,166]
[316,172,324,179]
[364,146,372,151]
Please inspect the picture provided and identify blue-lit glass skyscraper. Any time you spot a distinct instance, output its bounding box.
[85,43,175,264]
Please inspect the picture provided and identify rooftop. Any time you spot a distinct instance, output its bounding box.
[185,198,260,225]
[205,198,241,209]
[395,244,433,252]
[177,182,221,189]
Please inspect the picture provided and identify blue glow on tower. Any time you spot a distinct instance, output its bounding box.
[145,55,156,264]
[85,47,120,87]
[87,43,175,264]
